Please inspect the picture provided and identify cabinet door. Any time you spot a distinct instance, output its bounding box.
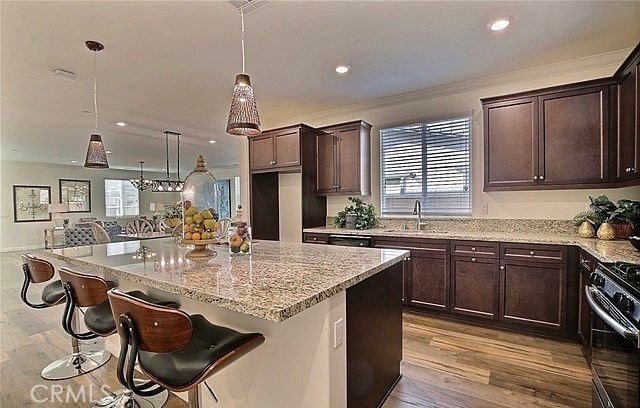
[618,68,637,179]
[250,135,274,170]
[539,87,609,185]
[273,130,300,168]
[316,131,336,193]
[409,252,449,311]
[499,261,566,331]
[450,256,499,319]
[336,126,362,193]
[484,98,539,189]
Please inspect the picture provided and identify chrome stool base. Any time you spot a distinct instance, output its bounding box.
[93,388,168,408]
[41,349,111,380]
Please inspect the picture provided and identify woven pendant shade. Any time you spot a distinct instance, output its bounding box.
[226,74,261,136]
[84,134,109,168]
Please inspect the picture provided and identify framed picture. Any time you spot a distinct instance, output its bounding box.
[215,179,231,219]
[59,179,91,213]
[13,185,51,223]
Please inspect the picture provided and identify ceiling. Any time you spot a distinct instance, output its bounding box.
[2,1,639,173]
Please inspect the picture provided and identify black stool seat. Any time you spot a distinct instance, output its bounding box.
[85,290,177,336]
[138,314,262,390]
[42,280,65,305]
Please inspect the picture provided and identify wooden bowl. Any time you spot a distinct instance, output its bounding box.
[181,238,219,259]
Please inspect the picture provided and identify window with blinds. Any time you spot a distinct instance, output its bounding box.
[380,116,471,216]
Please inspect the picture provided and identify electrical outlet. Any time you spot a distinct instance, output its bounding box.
[481,203,489,215]
[334,318,344,349]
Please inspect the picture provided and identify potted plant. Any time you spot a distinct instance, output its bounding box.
[63,218,70,229]
[163,201,183,228]
[609,199,640,239]
[334,197,377,230]
[588,195,617,240]
[572,211,601,238]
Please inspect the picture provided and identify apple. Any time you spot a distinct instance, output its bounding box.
[183,200,192,210]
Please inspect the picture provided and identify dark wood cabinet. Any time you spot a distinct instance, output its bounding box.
[315,121,371,196]
[450,256,499,319]
[578,250,595,362]
[250,134,276,171]
[249,125,306,171]
[539,86,609,185]
[499,260,566,331]
[484,98,538,189]
[409,251,449,311]
[617,65,638,180]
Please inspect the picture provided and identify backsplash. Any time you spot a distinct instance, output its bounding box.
[326,217,576,234]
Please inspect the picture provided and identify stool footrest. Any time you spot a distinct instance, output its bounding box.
[41,349,110,381]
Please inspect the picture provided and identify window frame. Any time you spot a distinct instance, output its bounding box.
[379,114,473,217]
[104,178,141,218]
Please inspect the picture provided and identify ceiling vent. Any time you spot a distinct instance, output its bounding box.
[53,69,76,81]
[228,0,268,14]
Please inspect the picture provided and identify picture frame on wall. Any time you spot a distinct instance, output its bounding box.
[59,179,91,213]
[13,185,52,223]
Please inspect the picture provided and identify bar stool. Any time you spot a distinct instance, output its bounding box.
[107,288,265,408]
[20,253,110,380]
[58,267,178,408]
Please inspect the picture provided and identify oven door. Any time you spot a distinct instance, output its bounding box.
[586,286,640,408]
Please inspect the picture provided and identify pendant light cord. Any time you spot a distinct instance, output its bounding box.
[93,51,98,133]
[241,9,246,73]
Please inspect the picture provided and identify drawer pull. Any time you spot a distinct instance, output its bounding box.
[500,265,505,270]
[471,247,476,251]
[529,251,535,256]
[471,258,476,262]
[313,237,317,241]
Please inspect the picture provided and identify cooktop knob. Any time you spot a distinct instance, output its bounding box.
[620,296,635,313]
[593,274,606,288]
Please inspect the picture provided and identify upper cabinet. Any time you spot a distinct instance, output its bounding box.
[315,120,372,196]
[482,42,640,191]
[249,124,315,172]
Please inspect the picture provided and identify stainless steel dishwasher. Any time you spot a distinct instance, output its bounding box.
[327,235,372,247]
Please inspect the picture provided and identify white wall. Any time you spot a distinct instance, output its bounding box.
[0,160,180,251]
[244,47,640,221]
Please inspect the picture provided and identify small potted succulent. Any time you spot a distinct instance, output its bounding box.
[63,218,70,229]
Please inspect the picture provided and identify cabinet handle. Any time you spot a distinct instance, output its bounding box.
[500,265,505,270]
[533,176,538,180]
[530,251,535,256]
[313,237,317,241]
[632,168,636,172]
[270,161,276,165]
[539,175,544,180]
[471,258,476,262]
[471,247,476,251]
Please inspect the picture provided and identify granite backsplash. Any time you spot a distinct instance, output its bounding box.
[326,217,576,234]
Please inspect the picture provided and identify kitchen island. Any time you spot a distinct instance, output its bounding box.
[41,238,408,408]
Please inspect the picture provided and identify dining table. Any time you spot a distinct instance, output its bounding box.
[116,231,173,241]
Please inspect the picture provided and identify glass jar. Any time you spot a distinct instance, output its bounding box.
[228,222,252,255]
[182,155,220,243]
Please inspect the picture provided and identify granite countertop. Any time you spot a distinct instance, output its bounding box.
[40,239,408,322]
[303,227,640,264]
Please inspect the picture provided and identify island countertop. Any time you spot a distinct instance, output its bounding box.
[41,239,408,322]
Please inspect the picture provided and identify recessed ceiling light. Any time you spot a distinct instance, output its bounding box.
[209,140,217,144]
[116,122,127,127]
[70,160,77,163]
[105,150,112,154]
[488,17,511,31]
[335,65,350,74]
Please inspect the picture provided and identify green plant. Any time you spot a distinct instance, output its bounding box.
[610,199,640,225]
[572,211,602,227]
[334,197,377,230]
[163,201,183,220]
[589,195,617,222]
[63,218,70,225]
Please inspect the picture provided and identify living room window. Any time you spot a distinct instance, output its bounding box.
[104,179,140,217]
[380,115,472,216]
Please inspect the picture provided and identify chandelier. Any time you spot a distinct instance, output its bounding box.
[129,161,153,191]
[152,131,184,192]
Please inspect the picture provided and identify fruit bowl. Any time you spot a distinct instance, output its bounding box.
[181,238,219,259]
[630,236,640,252]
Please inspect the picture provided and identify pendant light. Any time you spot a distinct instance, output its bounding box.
[83,40,109,168]
[152,131,184,192]
[129,161,153,191]
[226,9,261,136]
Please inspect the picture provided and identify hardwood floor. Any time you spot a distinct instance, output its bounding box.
[0,251,591,407]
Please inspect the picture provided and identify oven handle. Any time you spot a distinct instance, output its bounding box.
[585,286,640,344]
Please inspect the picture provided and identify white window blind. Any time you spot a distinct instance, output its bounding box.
[104,179,140,217]
[380,116,471,216]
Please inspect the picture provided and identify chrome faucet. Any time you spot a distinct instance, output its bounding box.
[413,200,422,230]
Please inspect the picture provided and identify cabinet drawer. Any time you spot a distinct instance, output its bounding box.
[373,237,449,254]
[452,241,499,258]
[501,243,566,263]
[303,233,329,244]
[579,250,597,272]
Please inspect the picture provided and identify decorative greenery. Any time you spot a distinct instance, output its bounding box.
[163,201,183,220]
[610,199,640,225]
[575,196,640,227]
[572,211,602,227]
[589,195,617,222]
[63,218,70,225]
[334,197,378,230]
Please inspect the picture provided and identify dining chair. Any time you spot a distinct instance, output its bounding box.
[125,218,154,234]
[90,222,111,244]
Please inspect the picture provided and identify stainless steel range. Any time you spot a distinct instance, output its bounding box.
[587,262,640,408]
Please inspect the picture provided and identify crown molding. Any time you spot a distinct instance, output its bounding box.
[281,47,633,124]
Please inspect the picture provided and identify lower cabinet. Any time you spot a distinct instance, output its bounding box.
[578,250,596,362]
[409,251,449,311]
[450,256,499,319]
[499,260,566,331]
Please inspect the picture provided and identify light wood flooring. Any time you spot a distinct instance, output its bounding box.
[0,251,591,407]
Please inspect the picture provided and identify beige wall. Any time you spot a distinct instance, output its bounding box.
[240,47,640,221]
[0,160,181,251]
